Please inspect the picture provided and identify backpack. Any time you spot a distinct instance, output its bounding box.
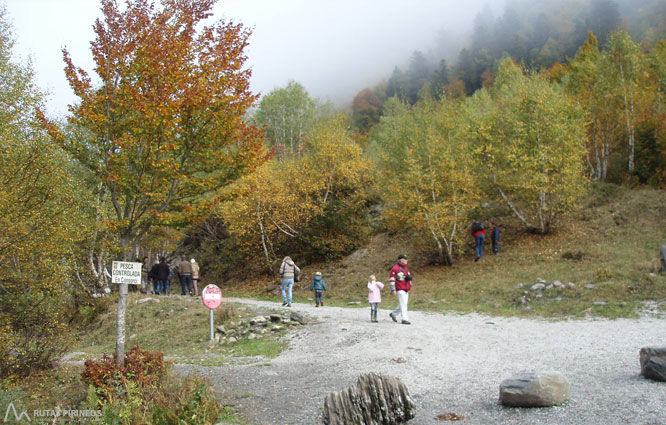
[472,221,484,232]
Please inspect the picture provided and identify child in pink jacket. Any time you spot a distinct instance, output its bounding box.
[367,275,384,323]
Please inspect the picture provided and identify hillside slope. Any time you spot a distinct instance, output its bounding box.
[227,186,666,319]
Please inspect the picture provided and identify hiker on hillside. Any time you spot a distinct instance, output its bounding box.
[389,254,412,325]
[367,275,384,323]
[150,256,170,295]
[190,258,200,296]
[141,256,150,294]
[178,258,193,295]
[491,222,500,255]
[309,271,327,307]
[472,220,486,261]
[279,256,300,307]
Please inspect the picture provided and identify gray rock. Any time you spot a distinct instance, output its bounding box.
[269,314,282,322]
[227,337,237,344]
[271,325,283,332]
[639,346,666,382]
[594,301,607,306]
[567,282,576,289]
[290,311,308,325]
[348,301,362,305]
[136,297,160,304]
[584,283,596,290]
[661,246,666,272]
[553,280,564,288]
[250,316,267,325]
[515,283,524,289]
[499,372,571,407]
[248,333,256,340]
[322,373,415,425]
[531,283,546,291]
[216,325,227,334]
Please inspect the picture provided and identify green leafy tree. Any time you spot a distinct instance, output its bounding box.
[564,32,619,181]
[253,80,317,158]
[0,7,89,378]
[373,97,478,265]
[604,30,651,174]
[467,59,588,234]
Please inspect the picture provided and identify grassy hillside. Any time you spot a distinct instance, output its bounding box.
[226,185,666,319]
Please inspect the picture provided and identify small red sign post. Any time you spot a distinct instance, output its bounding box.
[202,284,222,340]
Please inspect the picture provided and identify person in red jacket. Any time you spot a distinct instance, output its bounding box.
[388,254,412,325]
[472,220,486,261]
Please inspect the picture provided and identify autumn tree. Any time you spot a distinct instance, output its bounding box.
[50,0,264,365]
[55,0,264,257]
[467,59,588,234]
[0,8,90,377]
[220,116,371,270]
[647,40,666,186]
[604,30,651,174]
[352,88,382,134]
[373,97,478,265]
[253,80,317,158]
[564,32,618,181]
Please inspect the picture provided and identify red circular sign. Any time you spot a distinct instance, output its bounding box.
[202,284,222,309]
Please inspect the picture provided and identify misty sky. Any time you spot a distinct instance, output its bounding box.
[5,0,502,117]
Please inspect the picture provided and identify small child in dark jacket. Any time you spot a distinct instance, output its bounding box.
[310,271,327,307]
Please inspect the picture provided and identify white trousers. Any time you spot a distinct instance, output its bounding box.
[392,290,409,321]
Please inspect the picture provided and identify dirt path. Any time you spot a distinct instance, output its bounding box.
[175,298,666,425]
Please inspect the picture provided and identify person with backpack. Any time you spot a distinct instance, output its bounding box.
[472,220,486,261]
[279,256,300,307]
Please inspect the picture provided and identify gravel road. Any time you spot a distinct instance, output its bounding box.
[176,298,666,425]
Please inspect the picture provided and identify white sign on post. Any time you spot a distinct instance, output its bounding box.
[112,261,142,285]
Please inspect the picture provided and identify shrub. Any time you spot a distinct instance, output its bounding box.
[83,346,225,424]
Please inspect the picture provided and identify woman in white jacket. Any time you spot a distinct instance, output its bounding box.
[279,256,300,307]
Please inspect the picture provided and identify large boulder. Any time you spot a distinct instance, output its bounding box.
[640,346,666,382]
[323,373,415,425]
[499,372,571,407]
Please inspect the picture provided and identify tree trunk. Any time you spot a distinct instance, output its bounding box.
[115,234,131,367]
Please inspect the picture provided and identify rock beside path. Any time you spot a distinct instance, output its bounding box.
[499,372,571,407]
[639,346,666,382]
[323,373,415,425]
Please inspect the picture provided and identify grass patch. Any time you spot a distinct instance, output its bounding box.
[75,296,289,364]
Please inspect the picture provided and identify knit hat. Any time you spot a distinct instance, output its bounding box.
[190,258,196,263]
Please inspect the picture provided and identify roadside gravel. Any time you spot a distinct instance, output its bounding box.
[176,298,666,425]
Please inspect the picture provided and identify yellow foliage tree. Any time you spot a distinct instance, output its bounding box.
[0,9,92,377]
[373,97,479,265]
[219,116,371,270]
[467,59,588,234]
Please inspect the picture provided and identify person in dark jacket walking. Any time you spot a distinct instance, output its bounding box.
[309,271,327,307]
[491,222,500,255]
[150,256,170,295]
